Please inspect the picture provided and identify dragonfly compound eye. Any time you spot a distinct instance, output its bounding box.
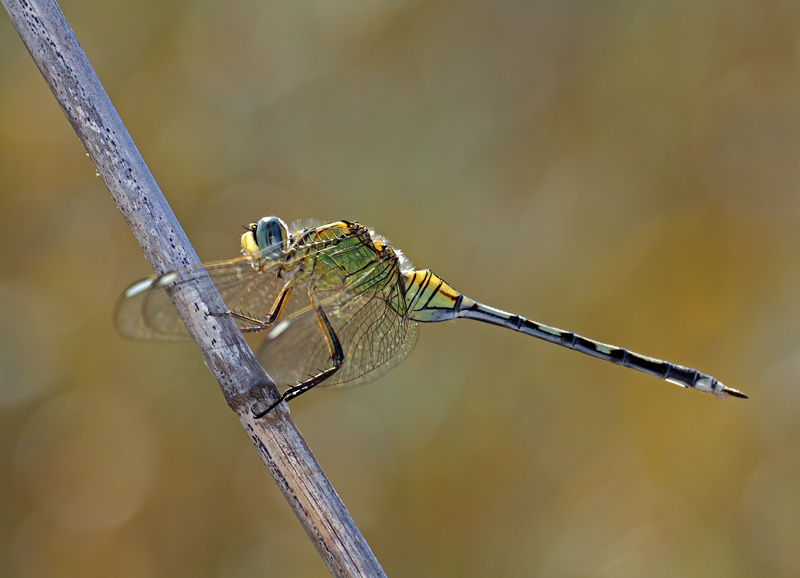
[255,216,289,257]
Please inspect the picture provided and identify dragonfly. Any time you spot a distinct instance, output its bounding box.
[115,216,747,417]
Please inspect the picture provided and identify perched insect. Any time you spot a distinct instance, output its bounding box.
[116,216,747,416]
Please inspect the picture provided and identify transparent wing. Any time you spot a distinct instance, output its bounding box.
[256,282,419,388]
[115,230,419,388]
[114,231,401,340]
[114,254,291,341]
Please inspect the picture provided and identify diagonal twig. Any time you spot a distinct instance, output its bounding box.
[1,1,386,576]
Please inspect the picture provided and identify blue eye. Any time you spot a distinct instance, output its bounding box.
[254,216,289,257]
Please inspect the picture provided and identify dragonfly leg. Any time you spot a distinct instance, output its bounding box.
[211,281,294,334]
[253,289,345,418]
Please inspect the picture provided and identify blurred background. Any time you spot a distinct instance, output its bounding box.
[1,0,799,576]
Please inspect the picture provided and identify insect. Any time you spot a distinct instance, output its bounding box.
[115,216,747,416]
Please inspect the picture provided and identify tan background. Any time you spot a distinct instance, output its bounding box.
[1,1,798,576]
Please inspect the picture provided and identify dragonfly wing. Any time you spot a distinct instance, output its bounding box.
[256,287,419,389]
[114,276,184,340]
[114,256,288,341]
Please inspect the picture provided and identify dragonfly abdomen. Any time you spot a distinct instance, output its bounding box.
[454,297,745,399]
[402,270,462,321]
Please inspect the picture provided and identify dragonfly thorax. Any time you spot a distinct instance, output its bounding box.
[248,220,404,301]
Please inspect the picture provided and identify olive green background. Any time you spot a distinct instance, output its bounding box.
[1,1,798,576]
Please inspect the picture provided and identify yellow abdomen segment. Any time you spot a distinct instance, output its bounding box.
[403,270,464,322]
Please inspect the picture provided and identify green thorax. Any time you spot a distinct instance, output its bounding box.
[288,221,404,299]
[242,220,467,320]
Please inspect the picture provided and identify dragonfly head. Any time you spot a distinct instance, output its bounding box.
[242,216,289,260]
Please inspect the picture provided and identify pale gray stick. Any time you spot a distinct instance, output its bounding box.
[1,1,386,576]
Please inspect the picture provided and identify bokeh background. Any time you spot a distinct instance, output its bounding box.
[1,0,799,576]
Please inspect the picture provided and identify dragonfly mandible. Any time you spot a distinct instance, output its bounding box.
[115,216,747,416]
